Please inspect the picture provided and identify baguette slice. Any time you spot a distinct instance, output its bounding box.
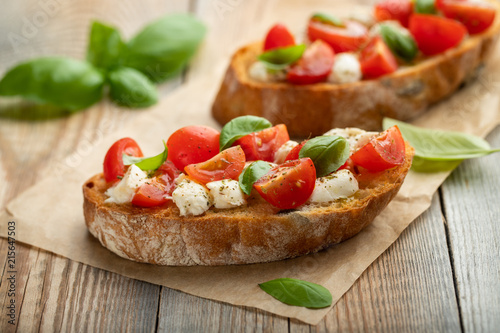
[83,144,414,266]
[212,14,500,137]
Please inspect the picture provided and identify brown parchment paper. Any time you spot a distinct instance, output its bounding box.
[2,22,500,328]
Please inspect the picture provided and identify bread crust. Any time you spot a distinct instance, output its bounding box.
[83,145,414,266]
[211,12,500,137]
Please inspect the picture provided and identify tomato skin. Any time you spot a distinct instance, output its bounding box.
[350,126,405,172]
[167,125,220,171]
[287,40,335,85]
[284,140,307,162]
[185,146,246,184]
[439,0,496,35]
[409,14,467,56]
[254,158,316,210]
[234,124,290,162]
[307,20,369,53]
[103,137,143,183]
[360,37,398,79]
[264,23,296,51]
[374,0,413,27]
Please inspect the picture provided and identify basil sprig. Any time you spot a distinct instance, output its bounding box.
[123,143,168,171]
[239,161,273,195]
[299,136,350,177]
[380,24,418,62]
[0,15,205,113]
[415,0,436,14]
[219,116,272,151]
[311,13,345,27]
[259,278,332,309]
[258,44,306,70]
[383,118,500,172]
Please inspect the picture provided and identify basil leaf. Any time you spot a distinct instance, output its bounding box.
[219,116,272,151]
[86,21,125,70]
[239,161,273,195]
[123,144,168,171]
[259,278,332,309]
[415,0,436,14]
[411,156,463,173]
[299,136,350,177]
[0,57,105,111]
[108,67,158,108]
[380,24,418,62]
[311,13,344,27]
[383,118,500,160]
[124,13,206,83]
[258,44,306,70]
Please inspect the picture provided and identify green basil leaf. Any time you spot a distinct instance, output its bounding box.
[239,161,273,195]
[0,57,105,111]
[411,156,463,173]
[86,21,125,70]
[123,143,168,171]
[258,44,306,70]
[219,116,272,151]
[311,13,345,27]
[415,0,436,14]
[299,136,350,177]
[108,67,158,108]
[383,118,500,160]
[259,278,332,309]
[124,13,206,83]
[380,24,418,62]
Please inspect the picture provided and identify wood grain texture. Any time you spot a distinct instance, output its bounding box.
[441,126,500,333]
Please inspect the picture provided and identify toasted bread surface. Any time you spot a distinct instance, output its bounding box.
[212,14,500,137]
[83,145,414,266]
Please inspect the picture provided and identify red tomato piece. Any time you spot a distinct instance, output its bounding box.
[374,0,414,27]
[167,125,220,171]
[284,140,307,162]
[359,36,398,79]
[307,19,369,53]
[350,125,405,172]
[439,0,496,35]
[234,124,290,162]
[185,146,246,184]
[103,137,143,183]
[287,40,335,85]
[264,23,296,51]
[409,14,467,56]
[253,158,316,210]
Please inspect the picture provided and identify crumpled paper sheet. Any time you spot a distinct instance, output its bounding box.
[2,31,500,329]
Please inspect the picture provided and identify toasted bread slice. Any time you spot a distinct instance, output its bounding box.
[83,145,414,266]
[212,15,500,137]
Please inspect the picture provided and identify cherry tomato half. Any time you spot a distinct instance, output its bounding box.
[103,137,143,183]
[234,124,290,162]
[287,40,335,85]
[439,0,496,35]
[360,36,398,79]
[409,14,467,56]
[307,19,369,53]
[284,140,307,162]
[185,146,246,184]
[350,125,405,172]
[374,0,413,27]
[264,23,296,51]
[132,161,181,208]
[254,158,316,210]
[167,125,220,171]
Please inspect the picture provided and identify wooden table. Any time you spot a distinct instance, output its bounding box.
[1,0,499,331]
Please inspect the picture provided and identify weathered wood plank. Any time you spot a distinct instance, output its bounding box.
[441,125,500,333]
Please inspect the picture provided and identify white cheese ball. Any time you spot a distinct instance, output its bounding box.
[328,53,362,84]
[273,140,299,164]
[206,179,246,209]
[172,179,212,216]
[248,61,286,82]
[324,127,377,153]
[105,164,147,204]
[308,169,359,204]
